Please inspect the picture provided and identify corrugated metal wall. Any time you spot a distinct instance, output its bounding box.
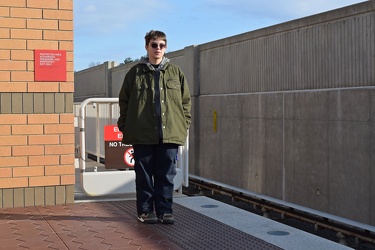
[74,62,118,102]
[199,12,375,94]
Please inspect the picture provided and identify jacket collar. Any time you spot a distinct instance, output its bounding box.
[140,57,170,71]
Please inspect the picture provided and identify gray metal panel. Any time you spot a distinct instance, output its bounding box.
[371,121,375,226]
[74,62,118,102]
[199,12,375,95]
[110,63,131,98]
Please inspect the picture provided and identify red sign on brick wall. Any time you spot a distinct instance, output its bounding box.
[34,50,67,82]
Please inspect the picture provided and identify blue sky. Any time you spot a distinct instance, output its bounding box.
[73,0,365,72]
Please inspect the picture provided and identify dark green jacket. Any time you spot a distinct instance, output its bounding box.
[117,57,191,145]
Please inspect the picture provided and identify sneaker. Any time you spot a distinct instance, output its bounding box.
[137,213,158,224]
[158,213,175,224]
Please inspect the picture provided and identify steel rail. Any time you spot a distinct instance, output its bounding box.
[187,175,375,245]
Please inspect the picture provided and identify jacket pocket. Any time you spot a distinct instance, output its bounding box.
[166,79,181,101]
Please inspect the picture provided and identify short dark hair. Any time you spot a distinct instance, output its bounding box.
[145,30,167,46]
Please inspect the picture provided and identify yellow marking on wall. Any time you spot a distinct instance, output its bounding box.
[213,110,217,132]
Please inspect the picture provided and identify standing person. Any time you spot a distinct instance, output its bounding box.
[117,30,191,224]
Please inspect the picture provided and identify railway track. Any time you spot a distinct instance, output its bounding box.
[184,175,375,249]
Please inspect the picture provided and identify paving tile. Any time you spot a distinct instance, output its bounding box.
[55,234,83,249]
[71,236,112,250]
[6,220,42,233]
[0,201,177,250]
[14,234,58,249]
[91,228,129,240]
[47,219,88,233]
[100,236,133,246]
[0,199,276,250]
[0,239,24,250]
[109,245,143,250]
[34,232,69,249]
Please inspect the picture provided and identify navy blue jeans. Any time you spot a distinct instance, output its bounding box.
[133,142,178,217]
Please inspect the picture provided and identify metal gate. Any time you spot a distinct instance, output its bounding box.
[75,98,189,196]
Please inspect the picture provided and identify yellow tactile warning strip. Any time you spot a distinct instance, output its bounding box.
[0,200,282,250]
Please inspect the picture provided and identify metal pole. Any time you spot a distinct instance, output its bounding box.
[183,131,189,187]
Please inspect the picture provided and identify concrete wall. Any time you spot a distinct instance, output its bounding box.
[74,61,118,102]
[74,1,375,226]
[0,0,75,208]
[193,1,375,225]
[196,88,375,225]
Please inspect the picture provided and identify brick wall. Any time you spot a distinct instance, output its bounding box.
[0,0,74,208]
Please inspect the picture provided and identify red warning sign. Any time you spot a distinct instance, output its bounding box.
[104,125,133,169]
[34,50,67,82]
[124,148,135,167]
[104,125,123,141]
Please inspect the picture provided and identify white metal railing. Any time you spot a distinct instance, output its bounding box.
[76,97,189,196]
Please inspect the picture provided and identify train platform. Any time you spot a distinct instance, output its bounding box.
[0,195,353,249]
[0,196,353,250]
[0,163,353,250]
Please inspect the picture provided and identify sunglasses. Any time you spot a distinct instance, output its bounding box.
[150,43,166,49]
